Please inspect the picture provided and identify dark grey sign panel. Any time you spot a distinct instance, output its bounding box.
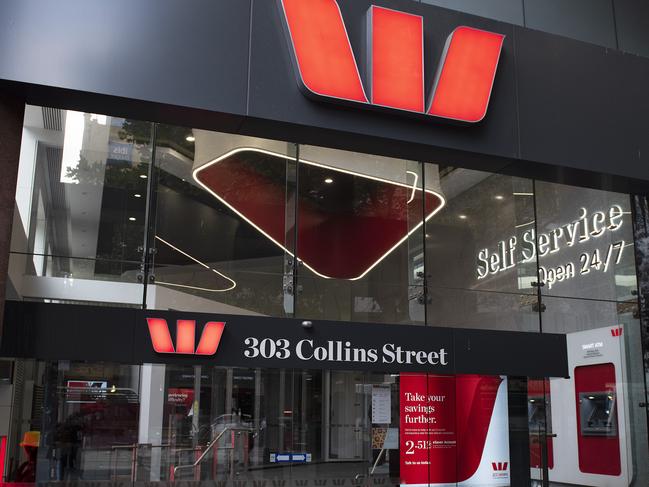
[1,0,648,191]
[1,302,568,378]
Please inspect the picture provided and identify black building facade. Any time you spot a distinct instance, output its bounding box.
[0,1,648,486]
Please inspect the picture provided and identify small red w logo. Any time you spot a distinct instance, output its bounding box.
[146,318,225,355]
[491,462,508,472]
[611,327,623,337]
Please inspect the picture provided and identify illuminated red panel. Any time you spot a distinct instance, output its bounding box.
[280,0,367,102]
[194,148,445,280]
[428,26,504,122]
[196,321,226,355]
[574,363,621,476]
[176,320,196,354]
[146,318,175,354]
[371,6,424,112]
[0,436,6,482]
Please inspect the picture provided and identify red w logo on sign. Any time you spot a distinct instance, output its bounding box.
[279,0,504,123]
[146,318,225,355]
[611,327,623,337]
[491,462,508,472]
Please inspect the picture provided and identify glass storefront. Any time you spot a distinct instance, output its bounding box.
[2,104,648,486]
[9,360,514,487]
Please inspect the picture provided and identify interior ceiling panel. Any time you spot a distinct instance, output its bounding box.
[41,107,63,131]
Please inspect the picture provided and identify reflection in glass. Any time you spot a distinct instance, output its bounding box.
[535,181,637,302]
[194,147,443,280]
[10,106,151,289]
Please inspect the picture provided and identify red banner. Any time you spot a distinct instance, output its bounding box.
[400,374,455,484]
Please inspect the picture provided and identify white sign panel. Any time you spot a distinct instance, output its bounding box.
[372,385,392,424]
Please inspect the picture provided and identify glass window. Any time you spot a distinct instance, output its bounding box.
[5,361,512,487]
[9,105,150,306]
[294,145,431,324]
[150,129,298,316]
[534,181,636,303]
[5,104,649,487]
[423,168,539,332]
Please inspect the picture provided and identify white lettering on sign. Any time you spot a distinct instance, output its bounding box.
[242,337,448,367]
[476,206,626,287]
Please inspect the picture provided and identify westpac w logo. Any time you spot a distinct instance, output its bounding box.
[146,318,225,355]
[491,462,508,472]
[279,0,505,123]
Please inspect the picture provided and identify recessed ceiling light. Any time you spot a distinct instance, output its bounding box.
[134,193,142,198]
[139,174,147,179]
[186,135,195,142]
[324,177,334,184]
[459,214,467,220]
[129,217,136,221]
[495,195,504,200]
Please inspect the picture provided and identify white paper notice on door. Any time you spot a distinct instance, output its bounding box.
[372,385,391,424]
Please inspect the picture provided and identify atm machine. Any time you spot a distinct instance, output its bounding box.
[530,325,632,486]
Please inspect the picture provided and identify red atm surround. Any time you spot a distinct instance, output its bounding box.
[574,363,621,476]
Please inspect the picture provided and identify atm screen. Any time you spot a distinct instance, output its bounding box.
[578,392,618,437]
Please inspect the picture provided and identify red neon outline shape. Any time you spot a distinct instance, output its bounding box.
[193,147,446,281]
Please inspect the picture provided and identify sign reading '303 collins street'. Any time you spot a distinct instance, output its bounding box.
[145,316,449,371]
[135,310,568,378]
[0,303,568,378]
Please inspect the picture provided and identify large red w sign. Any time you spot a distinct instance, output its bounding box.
[279,0,505,123]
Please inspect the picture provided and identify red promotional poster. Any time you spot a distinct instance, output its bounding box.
[400,373,508,486]
[400,373,456,485]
